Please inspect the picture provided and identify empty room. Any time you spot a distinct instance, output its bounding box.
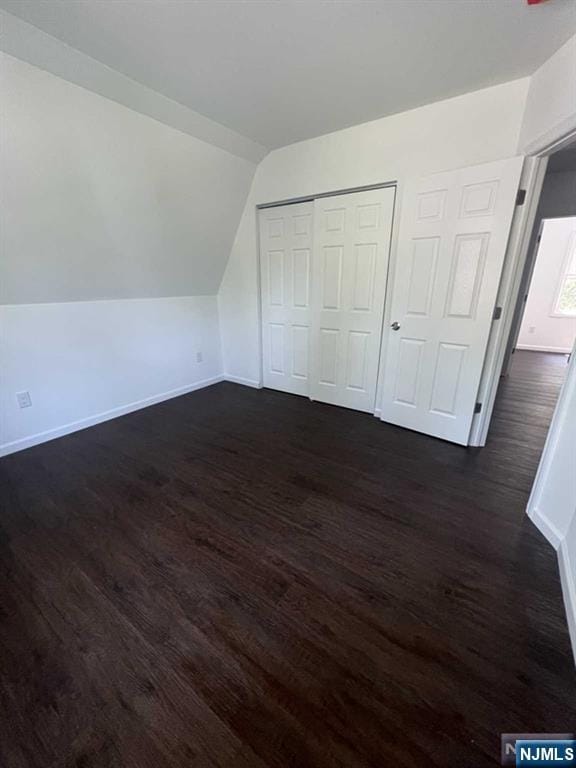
[1,1,575,766]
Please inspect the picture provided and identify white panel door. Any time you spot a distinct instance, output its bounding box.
[310,187,395,412]
[259,201,313,395]
[380,157,524,445]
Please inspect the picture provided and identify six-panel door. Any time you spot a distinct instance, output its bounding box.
[259,201,314,396]
[380,157,523,444]
[310,188,396,412]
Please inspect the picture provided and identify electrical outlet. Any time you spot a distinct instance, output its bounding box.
[196,351,203,363]
[16,391,32,409]
[528,326,536,334]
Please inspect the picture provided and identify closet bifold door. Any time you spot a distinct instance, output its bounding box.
[259,201,314,396]
[310,187,395,412]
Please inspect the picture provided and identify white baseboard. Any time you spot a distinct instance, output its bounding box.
[558,540,576,669]
[0,375,224,458]
[527,506,563,550]
[529,511,575,668]
[224,375,262,389]
[516,344,572,354]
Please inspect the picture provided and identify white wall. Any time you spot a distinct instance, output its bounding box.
[0,297,222,455]
[528,348,576,546]
[0,10,266,162]
[517,217,576,353]
[527,347,576,663]
[564,512,576,664]
[218,78,529,384]
[519,33,576,153]
[516,34,576,668]
[0,52,257,454]
[1,52,256,304]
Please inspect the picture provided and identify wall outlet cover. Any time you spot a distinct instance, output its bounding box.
[196,351,203,363]
[16,391,32,409]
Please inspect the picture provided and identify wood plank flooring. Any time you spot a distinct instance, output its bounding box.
[0,350,574,767]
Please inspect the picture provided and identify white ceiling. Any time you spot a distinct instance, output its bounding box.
[1,0,575,150]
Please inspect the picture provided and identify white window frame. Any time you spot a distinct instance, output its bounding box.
[550,229,576,318]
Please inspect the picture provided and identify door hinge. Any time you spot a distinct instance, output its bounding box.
[474,402,482,414]
[493,306,503,320]
[516,189,527,206]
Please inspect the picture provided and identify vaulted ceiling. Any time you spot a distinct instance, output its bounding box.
[1,0,575,150]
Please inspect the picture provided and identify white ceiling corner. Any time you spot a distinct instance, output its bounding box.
[1,0,575,151]
[0,10,268,163]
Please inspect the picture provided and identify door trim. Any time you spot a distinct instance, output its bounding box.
[469,125,576,446]
[467,157,545,445]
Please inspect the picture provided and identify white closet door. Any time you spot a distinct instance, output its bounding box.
[259,202,313,396]
[310,187,395,412]
[380,157,523,445]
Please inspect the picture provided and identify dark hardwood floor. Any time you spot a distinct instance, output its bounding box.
[0,350,574,767]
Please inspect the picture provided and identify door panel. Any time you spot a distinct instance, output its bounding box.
[310,187,395,412]
[380,157,524,444]
[292,249,310,307]
[259,201,313,395]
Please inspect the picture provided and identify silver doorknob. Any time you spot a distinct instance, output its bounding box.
[390,321,401,331]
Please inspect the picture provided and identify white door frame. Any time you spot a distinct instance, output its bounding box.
[502,214,549,376]
[468,126,576,447]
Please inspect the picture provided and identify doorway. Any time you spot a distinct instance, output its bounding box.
[516,216,576,358]
[492,142,576,447]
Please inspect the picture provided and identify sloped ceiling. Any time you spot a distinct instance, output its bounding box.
[1,0,575,149]
[1,53,256,304]
[0,11,267,162]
